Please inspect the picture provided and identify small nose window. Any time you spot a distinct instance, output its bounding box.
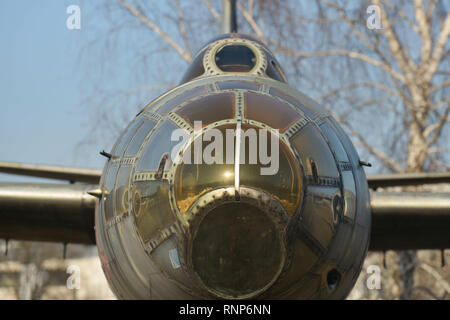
[215,45,256,72]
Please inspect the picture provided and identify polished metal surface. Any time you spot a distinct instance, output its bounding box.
[221,0,237,34]
[370,192,450,250]
[371,192,450,214]
[0,183,96,244]
[0,161,101,184]
[367,172,450,189]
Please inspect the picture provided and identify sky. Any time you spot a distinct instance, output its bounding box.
[0,0,156,183]
[0,1,92,181]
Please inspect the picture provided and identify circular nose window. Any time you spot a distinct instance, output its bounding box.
[215,45,256,72]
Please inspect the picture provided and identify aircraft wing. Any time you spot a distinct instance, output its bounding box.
[0,161,101,184]
[367,172,450,251]
[0,182,97,245]
[369,191,450,251]
[367,172,450,189]
[0,162,449,251]
[2,161,450,187]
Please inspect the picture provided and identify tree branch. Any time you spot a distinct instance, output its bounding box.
[424,104,450,147]
[427,0,439,20]
[201,0,221,22]
[374,0,417,84]
[423,12,450,83]
[237,1,264,39]
[382,0,420,34]
[326,108,405,173]
[175,0,191,58]
[430,79,450,93]
[413,0,433,70]
[316,81,402,102]
[418,262,450,296]
[273,46,406,83]
[119,0,192,62]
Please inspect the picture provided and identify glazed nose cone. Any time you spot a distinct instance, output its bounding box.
[187,187,288,299]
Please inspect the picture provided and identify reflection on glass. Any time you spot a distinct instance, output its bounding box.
[319,122,349,162]
[114,165,132,216]
[265,57,287,83]
[191,202,282,297]
[137,121,182,172]
[179,50,207,84]
[268,238,318,296]
[217,81,259,91]
[301,186,339,249]
[112,118,145,157]
[150,235,186,284]
[328,118,359,162]
[125,120,157,156]
[269,87,319,119]
[105,226,138,297]
[291,124,339,178]
[157,86,207,115]
[342,171,356,221]
[104,165,118,221]
[240,125,302,216]
[245,92,301,132]
[175,92,235,127]
[174,125,235,214]
[132,180,174,243]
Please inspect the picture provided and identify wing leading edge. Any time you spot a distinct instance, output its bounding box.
[1,161,450,187]
[367,172,450,189]
[0,161,102,184]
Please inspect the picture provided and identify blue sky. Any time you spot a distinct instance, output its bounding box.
[0,1,97,181]
[0,0,172,183]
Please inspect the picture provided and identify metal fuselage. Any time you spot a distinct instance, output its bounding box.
[95,34,371,299]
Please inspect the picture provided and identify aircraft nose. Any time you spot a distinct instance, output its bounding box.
[171,119,303,298]
[186,187,288,299]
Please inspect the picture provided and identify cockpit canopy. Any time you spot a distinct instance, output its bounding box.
[180,33,287,84]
